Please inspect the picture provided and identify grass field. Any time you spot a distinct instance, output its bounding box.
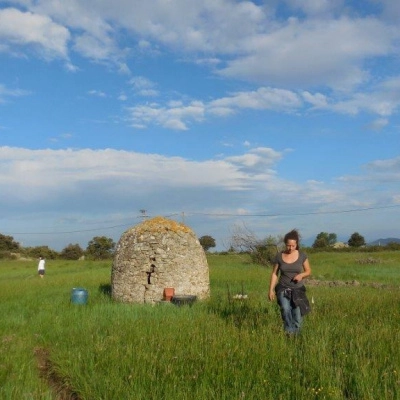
[1,251,400,399]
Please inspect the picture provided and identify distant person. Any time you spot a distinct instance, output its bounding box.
[38,256,45,278]
[268,229,311,334]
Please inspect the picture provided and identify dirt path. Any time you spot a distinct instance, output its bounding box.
[34,347,81,400]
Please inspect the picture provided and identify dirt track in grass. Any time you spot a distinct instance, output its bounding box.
[35,347,81,400]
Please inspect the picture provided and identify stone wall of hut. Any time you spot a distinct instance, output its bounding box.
[111,217,210,304]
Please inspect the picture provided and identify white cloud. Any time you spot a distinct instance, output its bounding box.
[0,7,70,59]
[99,0,265,53]
[1,145,397,215]
[302,91,329,108]
[73,33,113,60]
[129,76,159,97]
[128,87,303,129]
[0,83,30,103]
[2,1,400,97]
[118,93,128,101]
[1,146,399,249]
[209,87,302,112]
[366,156,400,172]
[127,101,205,130]
[365,118,389,131]
[219,16,397,89]
[225,147,283,174]
[330,76,400,116]
[88,89,106,98]
[0,146,274,208]
[126,74,400,129]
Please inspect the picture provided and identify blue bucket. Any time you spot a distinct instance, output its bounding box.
[71,288,88,305]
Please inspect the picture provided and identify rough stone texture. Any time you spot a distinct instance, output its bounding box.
[111,216,210,304]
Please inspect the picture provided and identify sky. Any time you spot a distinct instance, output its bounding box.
[1,0,399,251]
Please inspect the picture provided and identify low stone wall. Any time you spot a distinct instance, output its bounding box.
[307,278,396,289]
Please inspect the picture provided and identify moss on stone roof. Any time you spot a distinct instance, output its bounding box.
[136,216,192,235]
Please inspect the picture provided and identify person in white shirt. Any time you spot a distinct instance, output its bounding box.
[38,257,45,278]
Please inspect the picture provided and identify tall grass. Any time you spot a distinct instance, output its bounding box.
[1,252,400,399]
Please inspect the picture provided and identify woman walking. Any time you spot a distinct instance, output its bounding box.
[268,229,311,334]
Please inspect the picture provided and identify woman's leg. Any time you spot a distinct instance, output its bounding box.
[277,291,302,333]
[291,305,302,333]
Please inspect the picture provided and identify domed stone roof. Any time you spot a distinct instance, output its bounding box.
[111,216,210,304]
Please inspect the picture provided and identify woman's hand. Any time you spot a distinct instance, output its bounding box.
[268,291,275,301]
[293,259,311,283]
[293,274,303,283]
[269,264,279,301]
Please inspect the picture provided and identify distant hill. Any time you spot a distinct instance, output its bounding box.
[368,238,400,246]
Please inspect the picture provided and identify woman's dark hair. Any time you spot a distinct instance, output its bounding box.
[284,229,300,249]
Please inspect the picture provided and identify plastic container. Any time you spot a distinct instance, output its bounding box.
[163,287,175,301]
[71,288,88,305]
[171,295,197,307]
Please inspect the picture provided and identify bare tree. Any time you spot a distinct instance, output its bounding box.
[228,223,282,266]
[229,223,261,253]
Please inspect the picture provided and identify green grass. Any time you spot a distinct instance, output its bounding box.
[308,251,400,283]
[1,252,400,399]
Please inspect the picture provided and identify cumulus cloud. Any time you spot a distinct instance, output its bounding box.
[129,76,159,97]
[302,91,329,108]
[127,87,303,129]
[99,0,265,53]
[1,145,399,248]
[5,1,398,93]
[0,146,283,222]
[126,75,400,129]
[93,1,398,92]
[329,76,400,116]
[1,145,397,216]
[218,16,397,89]
[127,101,205,130]
[225,147,284,174]
[0,7,70,59]
[209,87,302,112]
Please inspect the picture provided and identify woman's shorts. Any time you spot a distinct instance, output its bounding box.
[38,270,45,275]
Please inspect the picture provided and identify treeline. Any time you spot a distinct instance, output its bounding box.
[306,242,400,253]
[225,226,400,267]
[0,234,116,260]
[219,241,400,267]
[2,230,399,263]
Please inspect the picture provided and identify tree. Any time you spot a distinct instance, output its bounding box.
[251,236,280,266]
[24,246,59,259]
[86,236,116,260]
[312,232,337,248]
[229,223,260,253]
[228,224,282,266]
[0,234,20,252]
[348,232,366,247]
[60,243,84,260]
[199,235,216,251]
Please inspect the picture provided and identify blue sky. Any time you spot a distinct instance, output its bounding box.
[1,0,399,251]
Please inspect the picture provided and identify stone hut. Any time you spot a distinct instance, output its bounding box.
[111,216,210,304]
